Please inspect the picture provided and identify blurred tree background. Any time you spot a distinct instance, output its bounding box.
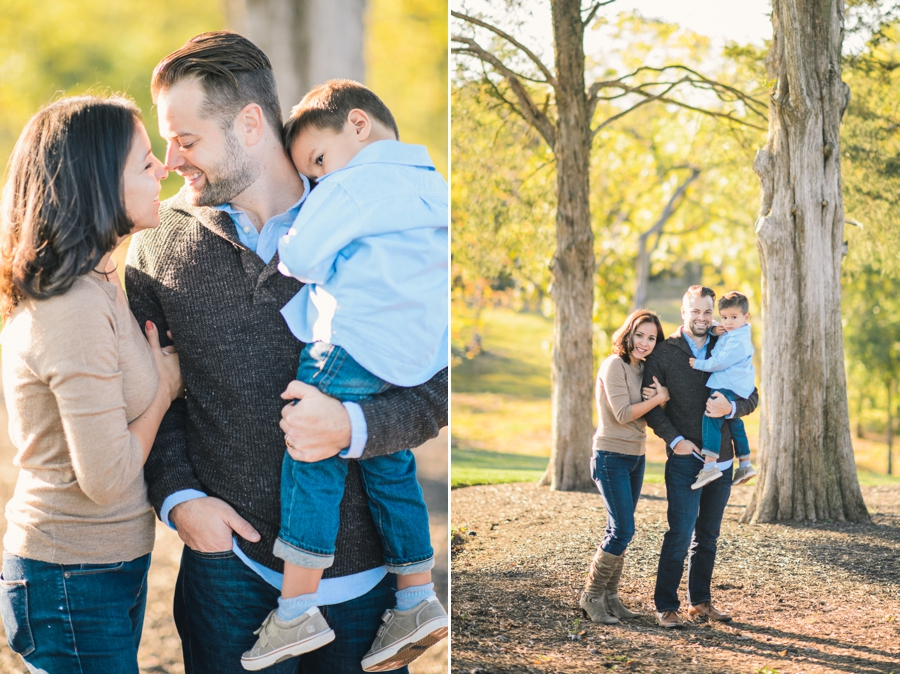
[451,2,900,486]
[0,0,447,196]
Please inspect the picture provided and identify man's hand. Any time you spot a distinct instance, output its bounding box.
[673,439,700,456]
[281,380,352,463]
[169,497,260,552]
[705,391,732,418]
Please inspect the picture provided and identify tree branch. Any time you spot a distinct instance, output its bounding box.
[595,78,768,131]
[583,0,617,27]
[591,79,685,138]
[452,35,557,148]
[452,48,551,85]
[452,11,558,89]
[588,64,769,122]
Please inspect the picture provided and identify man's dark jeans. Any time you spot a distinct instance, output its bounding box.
[653,453,732,612]
[174,547,408,674]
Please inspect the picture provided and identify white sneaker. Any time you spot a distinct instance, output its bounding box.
[241,607,335,671]
[691,467,723,490]
[361,596,449,672]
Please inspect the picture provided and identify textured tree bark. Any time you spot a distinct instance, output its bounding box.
[745,0,869,522]
[225,0,366,118]
[538,0,595,491]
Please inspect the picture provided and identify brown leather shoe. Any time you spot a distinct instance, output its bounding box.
[687,602,732,622]
[655,611,684,629]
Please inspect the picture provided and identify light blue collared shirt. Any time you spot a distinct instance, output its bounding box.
[692,323,755,399]
[159,176,384,597]
[278,140,449,387]
[670,331,735,469]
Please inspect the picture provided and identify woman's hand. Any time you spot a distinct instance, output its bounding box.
[146,321,183,401]
[642,376,668,403]
[651,376,669,403]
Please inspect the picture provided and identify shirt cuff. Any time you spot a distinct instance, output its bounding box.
[339,401,368,459]
[670,436,685,450]
[727,402,737,419]
[160,489,208,529]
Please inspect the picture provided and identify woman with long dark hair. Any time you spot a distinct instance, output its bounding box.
[0,95,182,672]
[579,310,667,624]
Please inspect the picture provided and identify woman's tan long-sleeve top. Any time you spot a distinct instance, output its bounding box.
[592,354,647,456]
[1,275,158,564]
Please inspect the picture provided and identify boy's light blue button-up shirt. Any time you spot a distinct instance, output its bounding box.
[277,140,449,387]
[670,331,735,469]
[692,323,756,399]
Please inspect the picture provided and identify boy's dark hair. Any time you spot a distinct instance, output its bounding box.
[0,95,140,317]
[151,31,283,141]
[719,291,750,314]
[683,284,716,305]
[612,310,665,362]
[284,79,399,147]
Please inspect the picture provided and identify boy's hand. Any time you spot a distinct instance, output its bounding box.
[688,357,696,367]
[713,325,726,336]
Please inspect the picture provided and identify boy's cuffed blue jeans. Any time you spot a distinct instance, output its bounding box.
[0,551,150,674]
[654,453,732,612]
[274,342,434,575]
[590,450,645,556]
[700,388,751,459]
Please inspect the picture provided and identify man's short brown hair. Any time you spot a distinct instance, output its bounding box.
[151,31,283,140]
[284,79,399,148]
[719,291,750,314]
[683,284,716,306]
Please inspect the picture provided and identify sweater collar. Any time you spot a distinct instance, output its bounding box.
[669,325,717,356]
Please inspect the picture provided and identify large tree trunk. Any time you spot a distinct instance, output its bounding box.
[745,0,868,522]
[539,0,595,491]
[225,0,366,118]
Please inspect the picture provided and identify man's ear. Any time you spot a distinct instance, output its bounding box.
[237,103,265,147]
[347,108,372,142]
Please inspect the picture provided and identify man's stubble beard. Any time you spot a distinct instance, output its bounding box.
[189,129,261,208]
[687,320,710,338]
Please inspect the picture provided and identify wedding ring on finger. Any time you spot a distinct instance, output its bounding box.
[285,434,293,449]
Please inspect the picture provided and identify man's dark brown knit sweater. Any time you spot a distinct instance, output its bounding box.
[125,189,447,577]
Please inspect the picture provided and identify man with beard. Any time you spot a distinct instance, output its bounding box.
[640,285,758,628]
[125,32,447,673]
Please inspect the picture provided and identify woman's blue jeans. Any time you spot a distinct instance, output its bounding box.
[590,450,646,556]
[0,551,151,674]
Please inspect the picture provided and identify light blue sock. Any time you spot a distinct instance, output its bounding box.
[740,459,751,468]
[702,462,717,471]
[395,582,435,611]
[277,592,318,621]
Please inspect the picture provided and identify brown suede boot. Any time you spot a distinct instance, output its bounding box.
[579,548,619,625]
[604,552,640,619]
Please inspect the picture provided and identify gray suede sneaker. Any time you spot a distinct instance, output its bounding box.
[732,464,757,486]
[691,467,723,490]
[361,597,449,672]
[241,607,335,671]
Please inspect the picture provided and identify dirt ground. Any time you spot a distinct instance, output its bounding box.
[0,400,448,674]
[451,481,900,674]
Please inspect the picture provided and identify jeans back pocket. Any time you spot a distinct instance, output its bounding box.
[0,577,35,656]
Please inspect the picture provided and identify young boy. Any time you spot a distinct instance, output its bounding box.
[240,80,448,672]
[688,291,757,490]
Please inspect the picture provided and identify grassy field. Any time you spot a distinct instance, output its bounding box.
[451,307,900,488]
